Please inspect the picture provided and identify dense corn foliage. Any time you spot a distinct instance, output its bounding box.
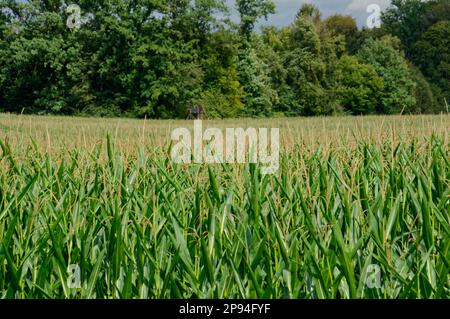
[0,114,449,298]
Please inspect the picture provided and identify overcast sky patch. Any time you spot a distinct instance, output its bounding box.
[226,0,392,29]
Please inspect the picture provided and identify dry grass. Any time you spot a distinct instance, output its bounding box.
[1,113,448,154]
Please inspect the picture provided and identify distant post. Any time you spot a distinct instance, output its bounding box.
[187,104,206,120]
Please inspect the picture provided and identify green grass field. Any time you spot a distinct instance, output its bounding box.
[0,113,449,298]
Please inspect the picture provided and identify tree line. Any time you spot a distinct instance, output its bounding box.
[0,0,448,118]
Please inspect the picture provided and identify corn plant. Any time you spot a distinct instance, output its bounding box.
[0,116,449,299]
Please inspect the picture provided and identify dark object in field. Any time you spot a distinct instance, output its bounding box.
[187,104,206,119]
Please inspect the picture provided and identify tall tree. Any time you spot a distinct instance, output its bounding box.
[382,0,426,58]
[357,38,416,114]
[237,42,277,116]
[324,15,357,53]
[336,55,384,115]
[281,16,326,115]
[413,20,450,106]
[236,0,275,39]
[422,0,450,30]
[0,0,445,117]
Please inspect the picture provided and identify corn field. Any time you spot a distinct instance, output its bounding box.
[0,114,449,299]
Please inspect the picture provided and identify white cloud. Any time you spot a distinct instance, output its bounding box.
[347,0,391,12]
[228,0,393,28]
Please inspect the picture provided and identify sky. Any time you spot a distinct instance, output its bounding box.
[10,0,393,29]
[227,0,392,29]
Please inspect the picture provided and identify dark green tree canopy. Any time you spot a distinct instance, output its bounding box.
[0,0,447,117]
[357,38,416,114]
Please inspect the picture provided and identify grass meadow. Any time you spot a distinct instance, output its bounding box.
[0,113,449,298]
